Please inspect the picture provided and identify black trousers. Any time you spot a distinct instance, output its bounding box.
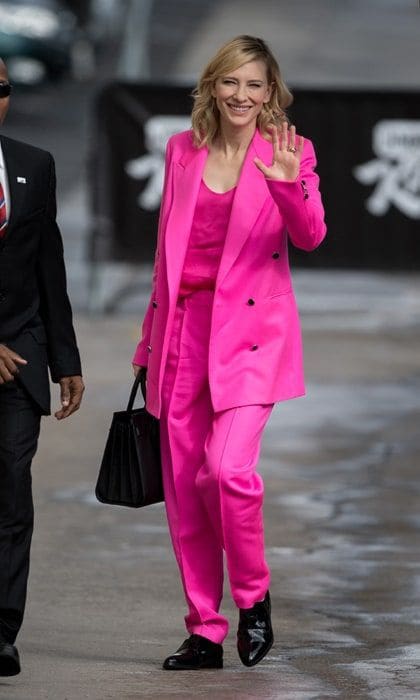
[0,379,41,644]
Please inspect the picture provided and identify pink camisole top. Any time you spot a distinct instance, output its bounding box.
[178,179,236,298]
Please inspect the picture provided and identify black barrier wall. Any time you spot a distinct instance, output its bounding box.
[90,83,420,269]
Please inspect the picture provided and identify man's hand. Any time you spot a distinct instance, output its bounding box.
[55,375,85,420]
[0,344,27,384]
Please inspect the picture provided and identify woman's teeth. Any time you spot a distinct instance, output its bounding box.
[228,104,251,112]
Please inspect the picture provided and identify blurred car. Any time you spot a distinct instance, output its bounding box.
[0,0,79,84]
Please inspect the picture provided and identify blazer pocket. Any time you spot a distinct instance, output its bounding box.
[267,287,292,299]
[17,207,45,227]
[27,326,48,345]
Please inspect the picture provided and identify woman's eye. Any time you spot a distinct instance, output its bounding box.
[223,79,235,85]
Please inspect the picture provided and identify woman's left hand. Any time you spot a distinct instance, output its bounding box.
[254,123,304,182]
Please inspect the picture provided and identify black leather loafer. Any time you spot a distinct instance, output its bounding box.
[163,634,223,670]
[0,637,21,676]
[237,590,274,667]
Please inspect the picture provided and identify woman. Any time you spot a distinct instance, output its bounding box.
[132,35,326,670]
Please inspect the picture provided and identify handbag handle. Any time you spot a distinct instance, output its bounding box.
[127,369,147,411]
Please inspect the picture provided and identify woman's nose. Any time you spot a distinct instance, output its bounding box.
[233,84,248,101]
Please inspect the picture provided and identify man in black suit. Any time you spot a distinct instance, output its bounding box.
[0,59,84,676]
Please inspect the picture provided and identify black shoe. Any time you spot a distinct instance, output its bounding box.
[0,636,21,677]
[237,590,274,667]
[163,634,223,670]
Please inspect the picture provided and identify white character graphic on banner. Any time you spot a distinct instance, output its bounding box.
[125,115,191,210]
[353,120,420,219]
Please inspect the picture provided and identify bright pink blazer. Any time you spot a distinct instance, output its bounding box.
[133,128,326,418]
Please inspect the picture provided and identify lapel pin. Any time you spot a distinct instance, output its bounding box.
[17,177,26,184]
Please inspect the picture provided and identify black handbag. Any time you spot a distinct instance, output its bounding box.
[95,372,164,507]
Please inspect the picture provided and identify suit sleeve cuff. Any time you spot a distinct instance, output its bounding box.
[50,362,82,383]
[266,178,307,209]
[132,344,149,367]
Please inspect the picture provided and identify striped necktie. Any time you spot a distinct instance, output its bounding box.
[0,180,7,238]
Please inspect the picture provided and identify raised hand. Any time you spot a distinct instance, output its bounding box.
[254,123,304,182]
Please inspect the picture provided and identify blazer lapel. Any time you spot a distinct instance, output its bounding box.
[216,129,272,289]
[163,128,273,298]
[165,142,208,301]
[0,136,27,238]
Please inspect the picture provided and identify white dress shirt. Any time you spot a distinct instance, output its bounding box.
[0,140,11,220]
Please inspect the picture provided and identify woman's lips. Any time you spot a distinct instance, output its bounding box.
[227,103,252,114]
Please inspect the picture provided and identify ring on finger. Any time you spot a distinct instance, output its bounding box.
[287,146,297,153]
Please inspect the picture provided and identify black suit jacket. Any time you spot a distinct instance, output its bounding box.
[0,135,82,414]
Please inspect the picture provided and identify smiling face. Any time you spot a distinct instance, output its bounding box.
[0,59,10,126]
[211,59,272,132]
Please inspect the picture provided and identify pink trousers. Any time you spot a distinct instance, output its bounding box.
[160,290,273,644]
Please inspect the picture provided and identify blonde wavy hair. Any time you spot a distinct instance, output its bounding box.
[191,35,293,148]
